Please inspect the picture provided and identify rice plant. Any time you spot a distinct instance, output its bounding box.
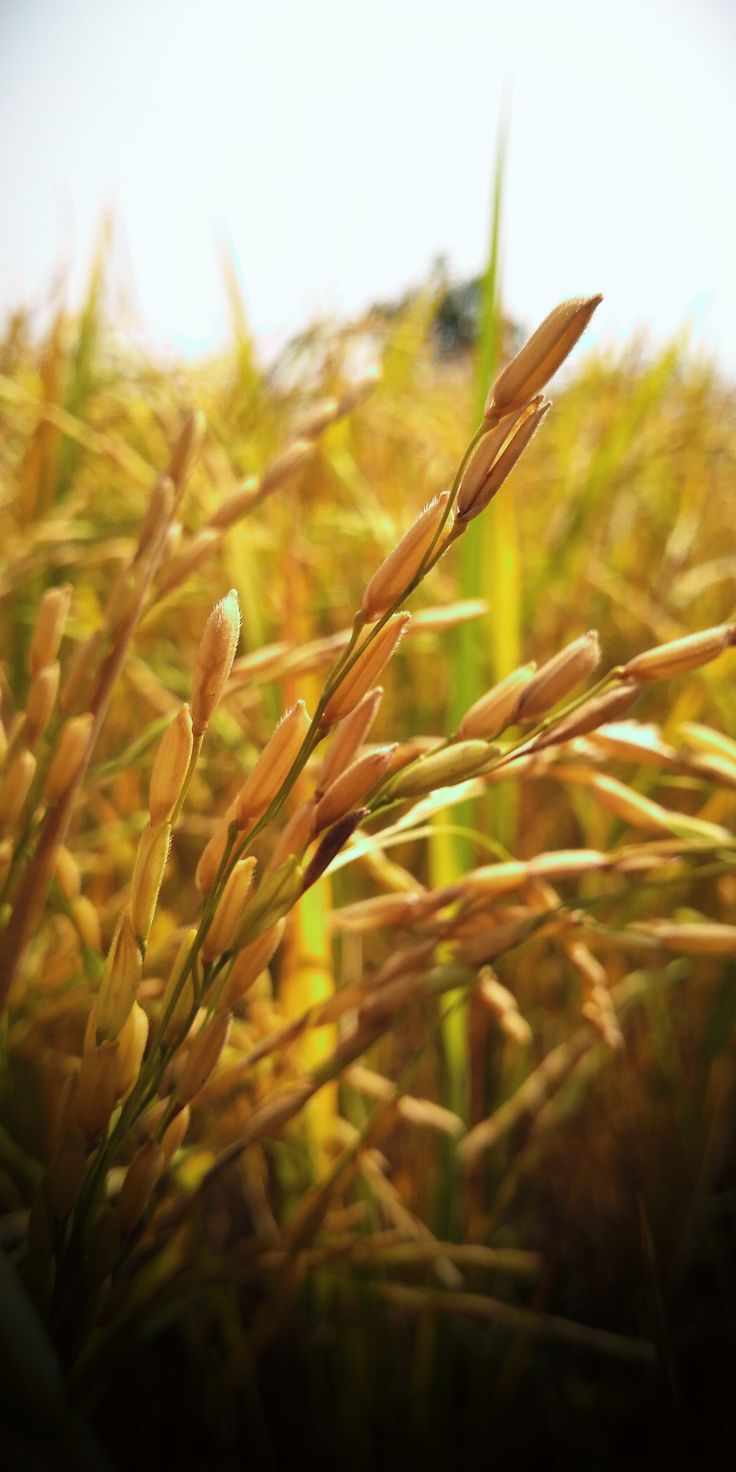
[1,277,735,1468]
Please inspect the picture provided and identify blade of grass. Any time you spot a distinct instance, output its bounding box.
[56,219,111,502]
[431,125,508,1230]
[280,878,337,1172]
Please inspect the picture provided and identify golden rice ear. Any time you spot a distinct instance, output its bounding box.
[26,662,60,744]
[161,1105,190,1162]
[331,892,426,932]
[149,705,194,823]
[130,821,171,946]
[514,632,601,721]
[258,439,315,498]
[44,714,94,802]
[526,850,609,880]
[314,745,396,831]
[361,494,452,623]
[458,663,537,740]
[28,584,72,676]
[118,1140,167,1233]
[209,441,315,531]
[459,860,529,899]
[222,920,285,1007]
[235,701,311,828]
[74,1040,120,1141]
[115,1003,149,1100]
[586,774,674,832]
[131,476,176,571]
[97,910,142,1040]
[203,857,258,959]
[530,682,639,751]
[176,1010,233,1107]
[55,845,81,900]
[0,750,36,829]
[166,409,206,494]
[157,530,221,600]
[195,810,236,893]
[316,687,383,797]
[206,476,259,532]
[231,857,304,948]
[457,400,550,522]
[485,294,602,416]
[477,968,533,1047]
[631,921,736,955]
[456,404,537,508]
[268,800,316,870]
[623,624,733,681]
[190,589,241,737]
[384,740,493,800]
[321,613,411,726]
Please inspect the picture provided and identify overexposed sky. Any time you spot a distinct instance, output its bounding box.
[1,0,735,369]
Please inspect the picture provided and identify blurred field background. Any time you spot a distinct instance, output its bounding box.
[2,1,736,1468]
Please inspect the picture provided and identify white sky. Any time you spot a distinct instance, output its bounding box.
[1,0,735,371]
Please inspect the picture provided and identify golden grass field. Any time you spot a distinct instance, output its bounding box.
[1,254,735,1469]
